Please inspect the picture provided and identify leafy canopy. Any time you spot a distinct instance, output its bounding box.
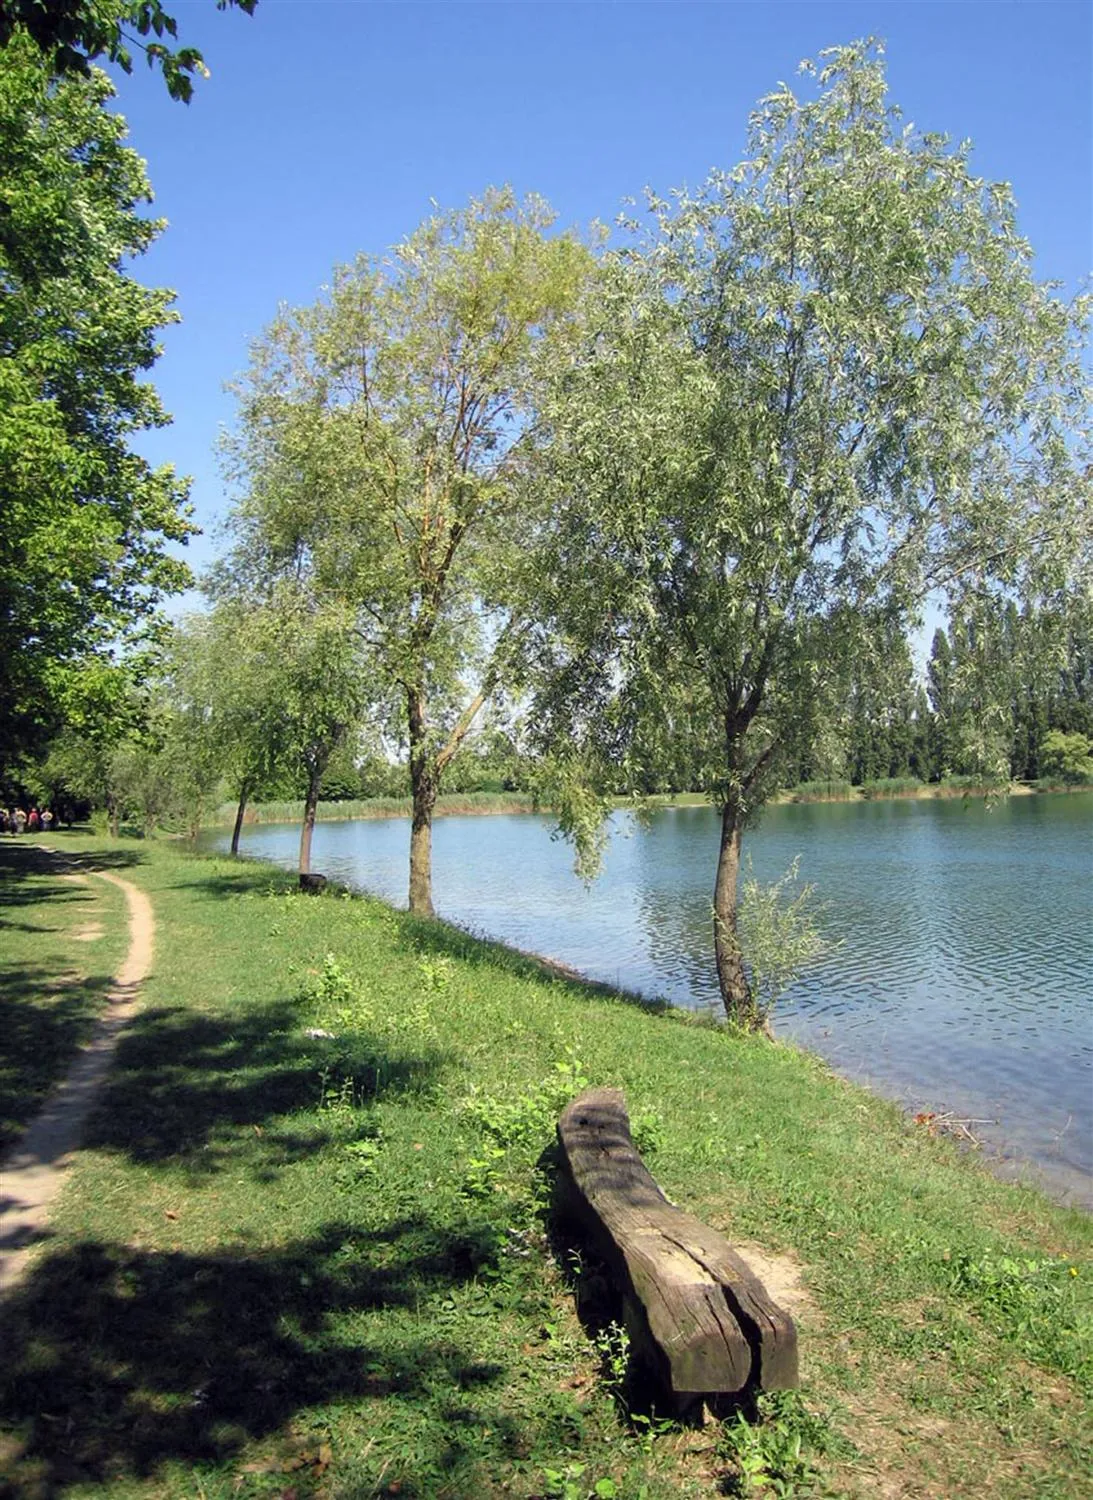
[0,0,256,101]
[223,191,590,767]
[0,38,195,767]
[534,38,1091,833]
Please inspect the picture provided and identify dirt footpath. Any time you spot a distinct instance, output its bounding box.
[0,858,154,1297]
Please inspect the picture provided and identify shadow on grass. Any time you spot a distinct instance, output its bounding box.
[400,909,674,1017]
[0,845,127,1148]
[167,863,299,902]
[0,1218,511,1496]
[82,998,445,1181]
[0,842,103,914]
[0,967,118,1153]
[24,842,146,874]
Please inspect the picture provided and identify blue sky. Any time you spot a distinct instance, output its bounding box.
[110,1,1092,596]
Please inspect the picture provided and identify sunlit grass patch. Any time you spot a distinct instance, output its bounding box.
[1,835,1090,1499]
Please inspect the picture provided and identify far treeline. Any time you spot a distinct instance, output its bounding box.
[2,27,1091,1025]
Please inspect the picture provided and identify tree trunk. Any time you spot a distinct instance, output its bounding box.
[107,794,119,840]
[299,766,322,876]
[712,796,754,1025]
[231,780,250,857]
[407,685,436,916]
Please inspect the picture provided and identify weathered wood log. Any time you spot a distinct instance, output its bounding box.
[299,872,328,893]
[555,1087,797,1411]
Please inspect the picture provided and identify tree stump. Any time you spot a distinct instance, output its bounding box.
[555,1087,798,1413]
[299,872,328,893]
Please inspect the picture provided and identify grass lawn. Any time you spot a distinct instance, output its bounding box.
[0,840,129,1149]
[1,834,1090,1499]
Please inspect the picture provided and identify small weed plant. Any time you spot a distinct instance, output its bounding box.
[948,1251,1090,1388]
[460,1053,589,1204]
[540,1462,624,1499]
[718,1392,841,1498]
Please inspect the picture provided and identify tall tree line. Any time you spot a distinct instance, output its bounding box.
[778,604,1093,789]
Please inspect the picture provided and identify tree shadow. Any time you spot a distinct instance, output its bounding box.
[0,834,124,1146]
[0,842,98,913]
[81,997,445,1181]
[400,911,674,1017]
[0,1218,511,1496]
[0,965,119,1152]
[37,844,145,873]
[156,847,302,902]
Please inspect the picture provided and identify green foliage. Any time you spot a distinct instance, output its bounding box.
[207,790,537,826]
[860,776,925,799]
[736,858,834,1025]
[464,1055,590,1153]
[948,1252,1090,1388]
[1038,729,1093,784]
[718,1392,843,1498]
[531,40,1090,1020]
[786,780,853,803]
[223,186,593,909]
[0,0,256,102]
[0,38,194,769]
[540,1462,622,1500]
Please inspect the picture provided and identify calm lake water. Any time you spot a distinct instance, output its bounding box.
[200,793,1093,1205]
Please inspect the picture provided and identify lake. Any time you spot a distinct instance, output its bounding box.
[199,792,1093,1206]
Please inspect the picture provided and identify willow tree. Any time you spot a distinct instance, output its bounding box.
[167,600,296,852]
[533,42,1091,1025]
[224,189,590,913]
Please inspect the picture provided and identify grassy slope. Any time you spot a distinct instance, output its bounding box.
[1,835,1089,1500]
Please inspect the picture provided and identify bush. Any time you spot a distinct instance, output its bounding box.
[1038,730,1093,785]
[860,777,925,799]
[786,779,854,802]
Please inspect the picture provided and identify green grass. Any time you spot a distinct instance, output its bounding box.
[784,779,855,802]
[1,834,1091,1499]
[859,776,926,799]
[0,839,129,1148]
[935,774,1010,797]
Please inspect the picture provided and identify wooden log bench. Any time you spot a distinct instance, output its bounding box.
[555,1087,798,1414]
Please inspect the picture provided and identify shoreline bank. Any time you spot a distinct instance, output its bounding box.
[194,836,1093,1213]
[204,779,1088,829]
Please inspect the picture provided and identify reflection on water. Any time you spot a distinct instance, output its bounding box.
[200,793,1093,1204]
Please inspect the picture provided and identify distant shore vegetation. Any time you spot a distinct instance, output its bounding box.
[204,773,1091,829]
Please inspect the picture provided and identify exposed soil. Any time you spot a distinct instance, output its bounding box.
[0,855,154,1298]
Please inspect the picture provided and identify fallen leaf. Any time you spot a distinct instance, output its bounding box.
[164,1210,179,1221]
[413,1143,423,1151]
